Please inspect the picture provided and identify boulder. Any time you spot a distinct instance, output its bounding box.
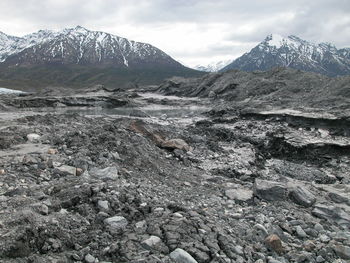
[289,186,316,207]
[170,248,198,263]
[312,204,350,226]
[162,139,192,152]
[333,245,350,260]
[89,166,119,181]
[104,216,128,231]
[225,188,253,203]
[141,236,162,250]
[56,165,76,176]
[253,179,288,201]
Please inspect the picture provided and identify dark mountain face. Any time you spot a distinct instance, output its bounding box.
[0,26,202,88]
[221,34,350,77]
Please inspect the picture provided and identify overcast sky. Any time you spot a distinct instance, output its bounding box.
[0,0,349,67]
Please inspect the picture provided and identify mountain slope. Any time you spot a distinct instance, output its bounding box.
[221,34,350,76]
[0,26,203,89]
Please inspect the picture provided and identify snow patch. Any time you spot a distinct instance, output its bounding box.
[0,88,24,94]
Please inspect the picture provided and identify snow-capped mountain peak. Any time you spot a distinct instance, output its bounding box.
[221,34,350,76]
[0,26,176,67]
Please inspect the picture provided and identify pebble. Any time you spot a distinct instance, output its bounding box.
[314,223,324,232]
[39,204,49,215]
[264,234,284,254]
[0,169,5,175]
[295,226,307,238]
[47,148,57,155]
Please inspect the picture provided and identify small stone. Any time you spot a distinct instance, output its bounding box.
[169,248,198,263]
[141,236,162,249]
[319,234,330,243]
[333,245,350,260]
[104,216,128,230]
[0,169,5,175]
[71,253,81,260]
[295,226,307,238]
[264,234,284,254]
[233,245,244,255]
[39,204,49,215]
[85,254,96,263]
[154,207,164,213]
[173,212,183,218]
[97,200,109,211]
[316,255,325,262]
[303,240,316,251]
[47,148,57,155]
[135,220,147,229]
[76,168,84,176]
[27,133,41,142]
[314,223,324,232]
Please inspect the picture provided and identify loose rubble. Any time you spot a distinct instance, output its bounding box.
[0,80,350,263]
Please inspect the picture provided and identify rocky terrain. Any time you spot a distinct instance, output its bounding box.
[1,69,350,263]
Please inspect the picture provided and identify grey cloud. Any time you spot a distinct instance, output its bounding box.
[0,0,349,65]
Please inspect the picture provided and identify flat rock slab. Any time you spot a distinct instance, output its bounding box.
[253,179,288,201]
[312,204,350,226]
[225,188,253,202]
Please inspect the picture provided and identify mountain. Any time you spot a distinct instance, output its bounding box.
[194,60,232,72]
[0,26,203,89]
[221,34,350,76]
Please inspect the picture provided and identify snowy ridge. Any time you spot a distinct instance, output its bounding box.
[0,26,173,67]
[0,87,24,94]
[222,34,350,76]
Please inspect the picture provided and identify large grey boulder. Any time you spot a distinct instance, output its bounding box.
[253,179,288,201]
[169,248,198,263]
[104,216,128,231]
[225,188,253,203]
[289,186,316,207]
[89,166,119,181]
[333,245,350,260]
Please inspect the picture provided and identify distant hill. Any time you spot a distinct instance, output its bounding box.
[221,34,350,77]
[0,26,203,89]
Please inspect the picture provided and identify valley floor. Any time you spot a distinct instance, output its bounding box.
[1,88,350,263]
